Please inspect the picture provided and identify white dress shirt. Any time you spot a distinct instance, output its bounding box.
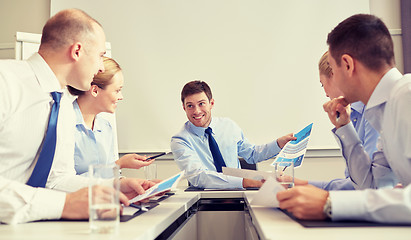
[330,68,411,223]
[0,53,88,224]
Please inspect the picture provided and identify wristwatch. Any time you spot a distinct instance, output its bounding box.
[323,197,332,219]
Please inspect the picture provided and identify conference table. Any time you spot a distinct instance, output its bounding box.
[1,188,410,240]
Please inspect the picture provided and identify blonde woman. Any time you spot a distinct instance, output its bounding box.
[69,57,155,175]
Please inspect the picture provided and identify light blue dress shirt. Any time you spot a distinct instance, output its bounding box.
[170,117,281,189]
[73,100,116,176]
[309,101,379,190]
[330,68,411,223]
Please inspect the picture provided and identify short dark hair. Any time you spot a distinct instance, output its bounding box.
[327,14,394,71]
[181,80,213,103]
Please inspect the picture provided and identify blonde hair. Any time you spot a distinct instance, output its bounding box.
[318,51,332,78]
[92,57,122,89]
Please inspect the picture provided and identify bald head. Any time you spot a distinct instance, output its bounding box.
[39,9,102,51]
[37,9,106,91]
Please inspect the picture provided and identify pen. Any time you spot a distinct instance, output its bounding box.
[282,162,293,172]
[145,152,169,161]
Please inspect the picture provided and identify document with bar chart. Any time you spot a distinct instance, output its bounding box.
[271,123,313,168]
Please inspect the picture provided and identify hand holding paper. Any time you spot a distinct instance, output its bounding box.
[271,123,313,168]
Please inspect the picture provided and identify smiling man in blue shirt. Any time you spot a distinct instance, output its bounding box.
[170,80,295,189]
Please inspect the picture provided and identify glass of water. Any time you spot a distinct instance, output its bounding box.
[89,164,120,234]
[144,163,157,180]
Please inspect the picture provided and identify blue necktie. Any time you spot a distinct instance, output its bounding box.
[205,127,226,172]
[27,92,62,188]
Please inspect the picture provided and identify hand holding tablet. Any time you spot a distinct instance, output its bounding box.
[128,171,184,203]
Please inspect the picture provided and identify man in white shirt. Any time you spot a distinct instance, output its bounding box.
[0,9,153,224]
[277,14,411,223]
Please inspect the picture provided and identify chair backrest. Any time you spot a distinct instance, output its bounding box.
[239,157,257,170]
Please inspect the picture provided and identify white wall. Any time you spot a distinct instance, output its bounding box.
[50,0,371,153]
[0,0,49,43]
[0,0,404,182]
[370,0,403,73]
[0,0,50,59]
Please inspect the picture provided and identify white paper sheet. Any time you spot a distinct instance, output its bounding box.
[222,167,275,180]
[250,177,286,207]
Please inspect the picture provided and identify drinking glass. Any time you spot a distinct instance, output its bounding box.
[89,164,120,234]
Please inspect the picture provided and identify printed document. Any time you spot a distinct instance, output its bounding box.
[271,123,313,168]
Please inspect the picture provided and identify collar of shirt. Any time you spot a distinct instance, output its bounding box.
[187,117,216,138]
[73,99,103,133]
[364,68,403,132]
[350,101,364,128]
[366,68,403,110]
[350,101,365,115]
[73,100,85,126]
[27,53,62,94]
